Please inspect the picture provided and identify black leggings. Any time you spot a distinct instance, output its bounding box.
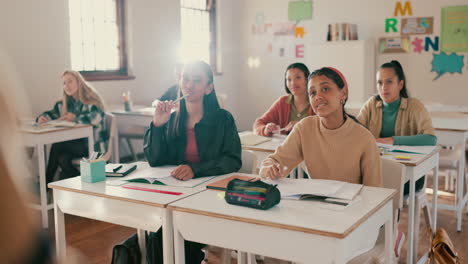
[46,139,88,185]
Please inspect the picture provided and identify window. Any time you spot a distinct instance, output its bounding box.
[180,0,219,72]
[68,0,133,80]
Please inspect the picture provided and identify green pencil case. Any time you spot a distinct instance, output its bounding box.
[225,179,281,210]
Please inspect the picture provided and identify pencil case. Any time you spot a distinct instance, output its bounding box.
[81,159,106,183]
[225,179,281,210]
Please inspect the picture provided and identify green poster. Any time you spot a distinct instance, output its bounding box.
[288,1,313,22]
[441,5,468,53]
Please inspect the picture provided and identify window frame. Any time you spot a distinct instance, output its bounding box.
[70,0,134,81]
[180,0,221,75]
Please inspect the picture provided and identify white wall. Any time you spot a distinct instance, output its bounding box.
[1,0,467,133]
[0,0,242,121]
[237,0,468,130]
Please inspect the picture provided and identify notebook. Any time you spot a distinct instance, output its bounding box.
[125,175,216,188]
[240,133,271,146]
[39,120,77,128]
[105,163,137,177]
[206,175,258,191]
[123,165,215,188]
[265,178,363,201]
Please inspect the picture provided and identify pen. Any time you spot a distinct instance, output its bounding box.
[113,165,123,172]
[122,185,182,195]
[173,94,190,103]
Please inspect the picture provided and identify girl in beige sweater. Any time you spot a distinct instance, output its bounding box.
[260,67,382,187]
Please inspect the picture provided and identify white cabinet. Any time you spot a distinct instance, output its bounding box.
[307,40,376,105]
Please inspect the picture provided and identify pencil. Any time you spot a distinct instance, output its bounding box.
[173,94,190,103]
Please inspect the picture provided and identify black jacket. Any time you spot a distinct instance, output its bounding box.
[143,108,242,177]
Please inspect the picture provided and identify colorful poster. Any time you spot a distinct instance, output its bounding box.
[401,17,434,35]
[288,1,313,22]
[441,6,468,53]
[431,52,464,80]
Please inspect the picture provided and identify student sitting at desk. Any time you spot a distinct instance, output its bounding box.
[357,60,436,193]
[37,70,107,185]
[260,67,382,187]
[254,63,315,137]
[357,60,437,255]
[143,60,241,264]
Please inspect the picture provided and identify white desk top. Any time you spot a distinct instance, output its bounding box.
[380,146,440,167]
[239,131,285,153]
[48,165,234,208]
[432,116,468,132]
[168,186,395,238]
[21,123,91,134]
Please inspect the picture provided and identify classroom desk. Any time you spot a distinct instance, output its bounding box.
[48,163,231,264]
[432,116,468,232]
[239,131,305,178]
[110,105,154,161]
[381,147,440,264]
[22,124,94,229]
[169,186,396,264]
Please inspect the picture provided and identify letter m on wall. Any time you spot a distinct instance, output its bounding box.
[394,1,413,16]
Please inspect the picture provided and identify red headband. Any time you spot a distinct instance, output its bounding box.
[325,67,348,91]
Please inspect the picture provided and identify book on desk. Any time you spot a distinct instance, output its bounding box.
[122,165,215,188]
[105,163,137,177]
[265,178,363,207]
[206,175,257,191]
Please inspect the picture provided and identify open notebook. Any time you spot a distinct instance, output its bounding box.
[265,178,363,201]
[122,165,215,188]
[240,133,271,146]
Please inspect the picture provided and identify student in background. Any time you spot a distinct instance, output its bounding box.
[357,60,436,256]
[254,63,315,137]
[260,67,382,187]
[143,60,241,263]
[357,60,436,194]
[37,70,107,185]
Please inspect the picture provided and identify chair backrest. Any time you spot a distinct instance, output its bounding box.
[381,157,406,211]
[100,112,118,163]
[239,150,258,174]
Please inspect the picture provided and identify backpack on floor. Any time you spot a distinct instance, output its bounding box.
[111,233,141,264]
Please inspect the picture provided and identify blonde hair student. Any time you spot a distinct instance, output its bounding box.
[37,70,107,185]
[260,67,382,187]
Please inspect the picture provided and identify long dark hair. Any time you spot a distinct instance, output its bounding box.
[169,60,220,137]
[376,60,409,101]
[308,67,361,124]
[284,63,310,94]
